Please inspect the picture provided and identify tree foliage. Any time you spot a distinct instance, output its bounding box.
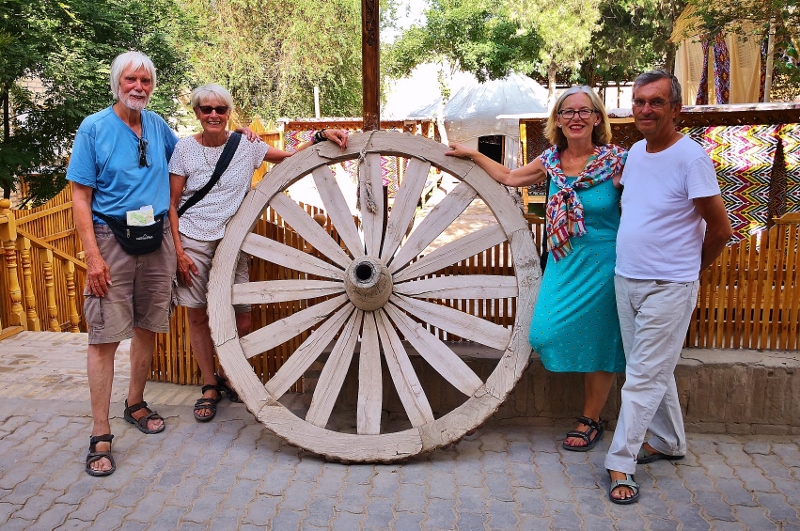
[0,0,196,203]
[582,0,685,90]
[184,0,396,121]
[385,0,541,83]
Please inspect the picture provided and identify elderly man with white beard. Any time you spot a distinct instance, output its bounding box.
[68,51,179,477]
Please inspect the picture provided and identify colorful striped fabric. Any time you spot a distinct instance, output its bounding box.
[683,125,779,241]
[779,124,800,215]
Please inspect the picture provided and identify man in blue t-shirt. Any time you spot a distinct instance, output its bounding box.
[67,51,179,477]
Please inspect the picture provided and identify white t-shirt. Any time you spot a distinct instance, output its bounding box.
[169,135,270,241]
[616,135,721,282]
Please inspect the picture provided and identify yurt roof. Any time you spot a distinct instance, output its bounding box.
[443,73,548,143]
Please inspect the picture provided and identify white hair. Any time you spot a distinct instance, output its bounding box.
[190,84,235,110]
[110,51,157,100]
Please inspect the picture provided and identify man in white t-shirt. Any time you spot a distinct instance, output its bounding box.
[605,70,733,505]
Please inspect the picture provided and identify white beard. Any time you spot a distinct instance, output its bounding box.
[119,91,150,111]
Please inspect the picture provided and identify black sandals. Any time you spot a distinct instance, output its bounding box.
[215,373,241,403]
[194,384,223,422]
[562,416,605,452]
[85,434,116,477]
[123,400,165,434]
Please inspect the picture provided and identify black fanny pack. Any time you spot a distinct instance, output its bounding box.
[93,211,164,255]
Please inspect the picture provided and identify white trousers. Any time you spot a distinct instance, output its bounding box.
[604,276,699,475]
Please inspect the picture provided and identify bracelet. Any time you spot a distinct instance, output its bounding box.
[312,129,328,144]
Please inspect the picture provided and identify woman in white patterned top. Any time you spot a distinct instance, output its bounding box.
[167,83,348,422]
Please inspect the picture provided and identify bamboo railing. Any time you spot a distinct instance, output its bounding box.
[0,198,84,337]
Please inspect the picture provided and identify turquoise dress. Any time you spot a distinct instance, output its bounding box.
[529,173,625,373]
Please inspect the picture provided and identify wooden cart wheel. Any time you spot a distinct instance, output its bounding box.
[207,131,540,462]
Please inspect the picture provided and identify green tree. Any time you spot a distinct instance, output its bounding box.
[581,0,685,97]
[184,0,398,121]
[385,0,541,84]
[507,0,601,103]
[0,0,197,204]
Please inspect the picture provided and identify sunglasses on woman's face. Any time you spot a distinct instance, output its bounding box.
[197,105,229,115]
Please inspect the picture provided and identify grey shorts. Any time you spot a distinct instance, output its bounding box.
[84,220,177,345]
[176,235,250,313]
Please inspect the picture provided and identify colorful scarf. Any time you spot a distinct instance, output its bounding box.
[539,144,627,261]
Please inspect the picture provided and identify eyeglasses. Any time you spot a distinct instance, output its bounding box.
[197,105,230,115]
[138,137,149,168]
[632,98,672,109]
[558,108,596,120]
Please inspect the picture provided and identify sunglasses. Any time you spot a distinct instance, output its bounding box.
[138,137,149,168]
[197,105,230,115]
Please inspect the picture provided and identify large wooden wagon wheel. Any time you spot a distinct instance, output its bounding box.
[207,131,540,462]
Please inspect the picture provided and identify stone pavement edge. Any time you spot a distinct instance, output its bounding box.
[0,332,798,530]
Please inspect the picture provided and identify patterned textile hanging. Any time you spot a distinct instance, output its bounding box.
[713,33,731,104]
[696,36,710,105]
[779,124,800,215]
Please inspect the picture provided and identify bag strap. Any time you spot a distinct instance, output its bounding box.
[178,132,242,217]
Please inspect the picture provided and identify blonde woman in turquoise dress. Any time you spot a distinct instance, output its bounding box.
[446,85,626,451]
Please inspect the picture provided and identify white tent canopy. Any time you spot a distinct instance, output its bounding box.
[443,73,548,168]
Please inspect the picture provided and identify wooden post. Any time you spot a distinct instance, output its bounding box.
[39,248,60,332]
[0,199,25,328]
[64,260,81,332]
[362,0,380,131]
[17,236,41,331]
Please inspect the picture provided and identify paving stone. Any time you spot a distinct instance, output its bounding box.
[716,478,757,507]
[338,482,370,514]
[755,492,800,524]
[485,498,517,530]
[547,499,583,529]
[455,485,487,514]
[426,473,457,500]
[396,483,427,513]
[742,441,771,455]
[694,490,736,522]
[733,506,777,530]
[392,510,424,531]
[363,497,395,529]
[151,504,189,529]
[330,510,366,530]
[241,493,281,526]
[371,469,401,499]
[735,466,776,492]
[399,463,428,486]
[514,486,547,516]
[269,508,304,531]
[305,496,338,528]
[279,480,315,512]
[425,498,458,529]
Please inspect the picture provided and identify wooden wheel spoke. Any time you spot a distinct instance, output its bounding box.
[306,310,364,428]
[380,158,432,262]
[271,192,352,268]
[264,303,355,401]
[359,153,385,256]
[242,232,344,280]
[393,224,507,282]
[388,182,478,272]
[394,274,518,299]
[383,302,483,396]
[375,309,434,426]
[390,294,511,351]
[311,166,365,259]
[358,312,382,434]
[240,294,349,359]
[233,279,344,305]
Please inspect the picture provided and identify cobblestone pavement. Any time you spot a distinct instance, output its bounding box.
[1,332,799,530]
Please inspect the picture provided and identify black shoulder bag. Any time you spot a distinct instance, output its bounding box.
[177,132,242,217]
[540,173,552,271]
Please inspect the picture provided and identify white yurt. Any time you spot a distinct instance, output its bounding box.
[443,72,548,168]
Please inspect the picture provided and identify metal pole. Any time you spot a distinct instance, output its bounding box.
[314,86,321,118]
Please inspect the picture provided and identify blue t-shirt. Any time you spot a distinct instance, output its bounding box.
[66,106,178,223]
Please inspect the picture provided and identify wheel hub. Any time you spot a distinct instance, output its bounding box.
[344,257,393,311]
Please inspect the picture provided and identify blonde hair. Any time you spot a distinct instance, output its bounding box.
[544,86,612,150]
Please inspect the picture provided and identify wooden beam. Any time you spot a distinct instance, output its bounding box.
[362,0,380,131]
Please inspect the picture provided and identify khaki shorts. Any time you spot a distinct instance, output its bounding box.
[176,235,250,313]
[84,220,177,345]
